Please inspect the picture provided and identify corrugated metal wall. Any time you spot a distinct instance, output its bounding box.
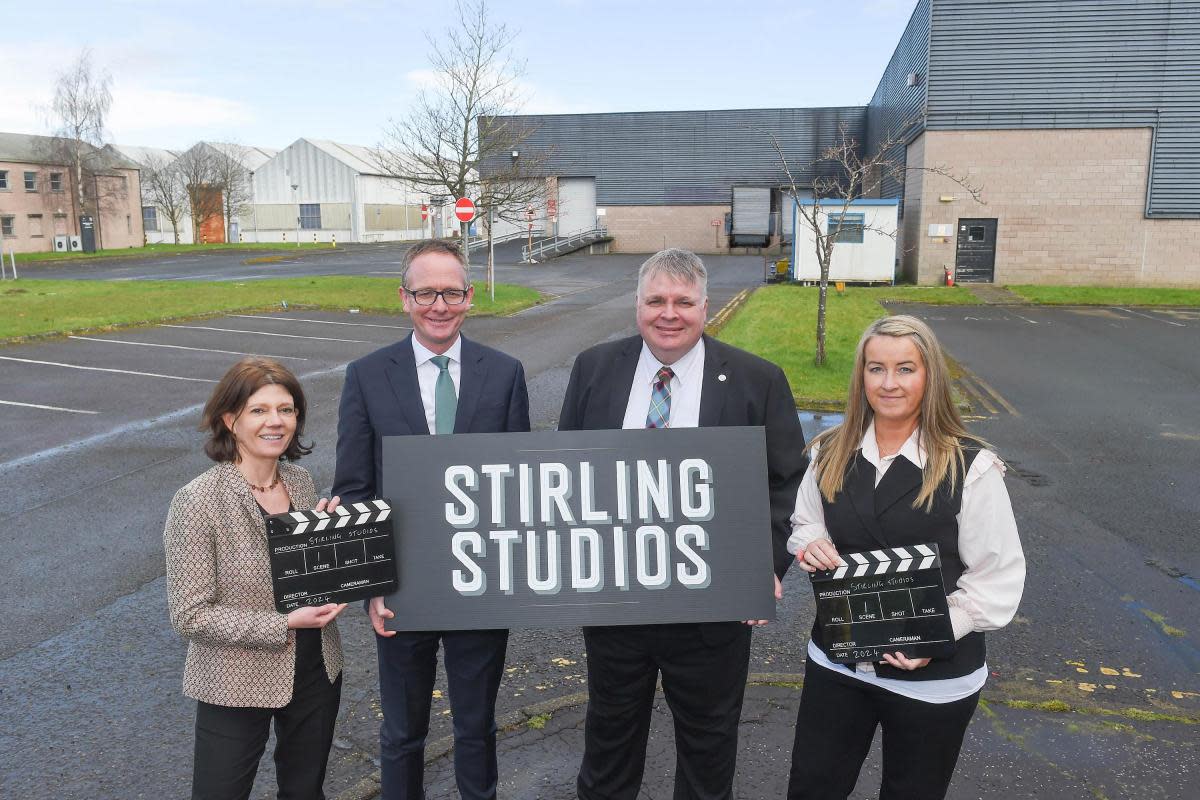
[925,0,1200,217]
[480,107,867,205]
[866,0,931,199]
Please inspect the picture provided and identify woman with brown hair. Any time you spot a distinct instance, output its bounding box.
[787,315,1025,800]
[164,357,347,800]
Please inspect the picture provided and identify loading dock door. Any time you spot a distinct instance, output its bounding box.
[557,177,596,236]
[955,218,997,283]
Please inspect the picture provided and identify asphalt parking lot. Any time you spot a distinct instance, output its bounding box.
[2,257,1198,798]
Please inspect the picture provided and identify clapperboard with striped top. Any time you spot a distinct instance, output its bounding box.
[266,500,398,613]
[809,542,955,663]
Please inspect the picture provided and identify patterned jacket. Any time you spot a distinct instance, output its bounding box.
[164,461,344,708]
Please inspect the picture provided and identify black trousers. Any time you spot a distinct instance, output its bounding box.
[787,660,980,800]
[191,637,341,800]
[376,628,509,800]
[577,622,752,800]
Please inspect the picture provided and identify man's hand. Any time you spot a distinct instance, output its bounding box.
[745,575,783,627]
[369,595,396,637]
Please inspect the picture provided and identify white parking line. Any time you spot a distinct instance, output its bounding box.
[1113,307,1187,327]
[68,335,309,361]
[162,325,368,343]
[230,314,410,330]
[0,356,216,382]
[0,361,352,474]
[0,399,99,414]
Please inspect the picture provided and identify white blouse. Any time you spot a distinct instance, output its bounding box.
[787,423,1026,703]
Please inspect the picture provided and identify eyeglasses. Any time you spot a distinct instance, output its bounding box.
[404,287,470,306]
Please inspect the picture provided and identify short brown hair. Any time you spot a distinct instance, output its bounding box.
[400,239,470,288]
[200,357,312,463]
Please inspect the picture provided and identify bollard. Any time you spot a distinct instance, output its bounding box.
[313,232,318,244]
[282,232,287,243]
[331,233,336,248]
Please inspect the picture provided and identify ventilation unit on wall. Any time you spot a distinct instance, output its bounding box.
[69,235,82,251]
[53,235,69,252]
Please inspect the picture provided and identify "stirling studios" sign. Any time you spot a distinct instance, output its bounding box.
[381,427,775,630]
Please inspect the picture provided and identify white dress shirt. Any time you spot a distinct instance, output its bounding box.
[787,422,1026,702]
[622,338,705,430]
[412,335,462,435]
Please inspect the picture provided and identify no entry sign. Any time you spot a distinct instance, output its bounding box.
[454,197,476,222]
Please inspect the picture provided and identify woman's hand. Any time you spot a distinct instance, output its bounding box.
[314,496,341,513]
[881,652,931,670]
[286,603,348,629]
[796,539,842,573]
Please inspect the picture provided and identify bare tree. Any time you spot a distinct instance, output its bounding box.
[375,0,544,272]
[209,144,253,243]
[48,50,113,234]
[768,124,983,366]
[174,147,222,244]
[141,153,189,245]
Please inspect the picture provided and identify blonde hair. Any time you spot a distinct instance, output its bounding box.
[810,315,988,511]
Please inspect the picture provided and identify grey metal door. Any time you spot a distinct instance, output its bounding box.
[556,177,596,236]
[955,218,997,282]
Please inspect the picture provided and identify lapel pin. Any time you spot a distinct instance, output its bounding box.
[718,373,727,382]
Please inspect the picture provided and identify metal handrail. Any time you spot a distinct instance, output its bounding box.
[466,229,545,252]
[522,226,610,262]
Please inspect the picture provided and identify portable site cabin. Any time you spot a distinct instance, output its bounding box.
[791,198,899,283]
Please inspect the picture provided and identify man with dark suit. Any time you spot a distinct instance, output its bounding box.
[333,239,530,800]
[559,248,808,800]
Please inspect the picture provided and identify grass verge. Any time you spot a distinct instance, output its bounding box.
[1005,285,1200,306]
[13,242,339,264]
[716,284,977,408]
[0,278,540,341]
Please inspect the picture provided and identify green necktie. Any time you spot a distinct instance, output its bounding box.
[430,355,457,435]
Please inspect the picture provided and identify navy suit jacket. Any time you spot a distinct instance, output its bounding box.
[333,333,530,503]
[558,334,807,580]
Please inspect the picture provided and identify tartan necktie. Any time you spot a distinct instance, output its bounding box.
[645,366,675,429]
[430,355,457,435]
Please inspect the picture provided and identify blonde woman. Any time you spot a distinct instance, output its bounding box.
[787,315,1025,800]
[165,358,347,800]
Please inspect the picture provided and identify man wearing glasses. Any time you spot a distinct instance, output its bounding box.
[334,239,530,800]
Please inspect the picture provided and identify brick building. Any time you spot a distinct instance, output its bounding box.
[0,132,144,254]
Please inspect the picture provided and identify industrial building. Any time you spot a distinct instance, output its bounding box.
[247,138,433,244]
[484,0,1200,285]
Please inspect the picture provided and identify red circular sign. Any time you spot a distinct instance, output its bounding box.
[420,203,428,221]
[454,197,476,222]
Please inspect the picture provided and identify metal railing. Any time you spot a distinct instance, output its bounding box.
[465,229,545,252]
[522,225,611,262]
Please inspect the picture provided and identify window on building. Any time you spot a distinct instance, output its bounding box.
[28,214,44,237]
[54,213,68,235]
[299,203,321,230]
[50,172,64,192]
[24,171,37,192]
[827,212,865,244]
[143,206,159,232]
[0,170,8,190]
[1,216,14,237]
[968,225,987,243]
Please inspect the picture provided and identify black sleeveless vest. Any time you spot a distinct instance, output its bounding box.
[812,445,985,681]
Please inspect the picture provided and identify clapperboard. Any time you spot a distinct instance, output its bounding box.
[809,543,955,663]
[266,501,398,613]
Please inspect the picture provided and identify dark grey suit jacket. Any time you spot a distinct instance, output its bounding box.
[557,334,807,580]
[333,333,530,504]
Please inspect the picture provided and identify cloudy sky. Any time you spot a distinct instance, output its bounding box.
[0,0,918,151]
